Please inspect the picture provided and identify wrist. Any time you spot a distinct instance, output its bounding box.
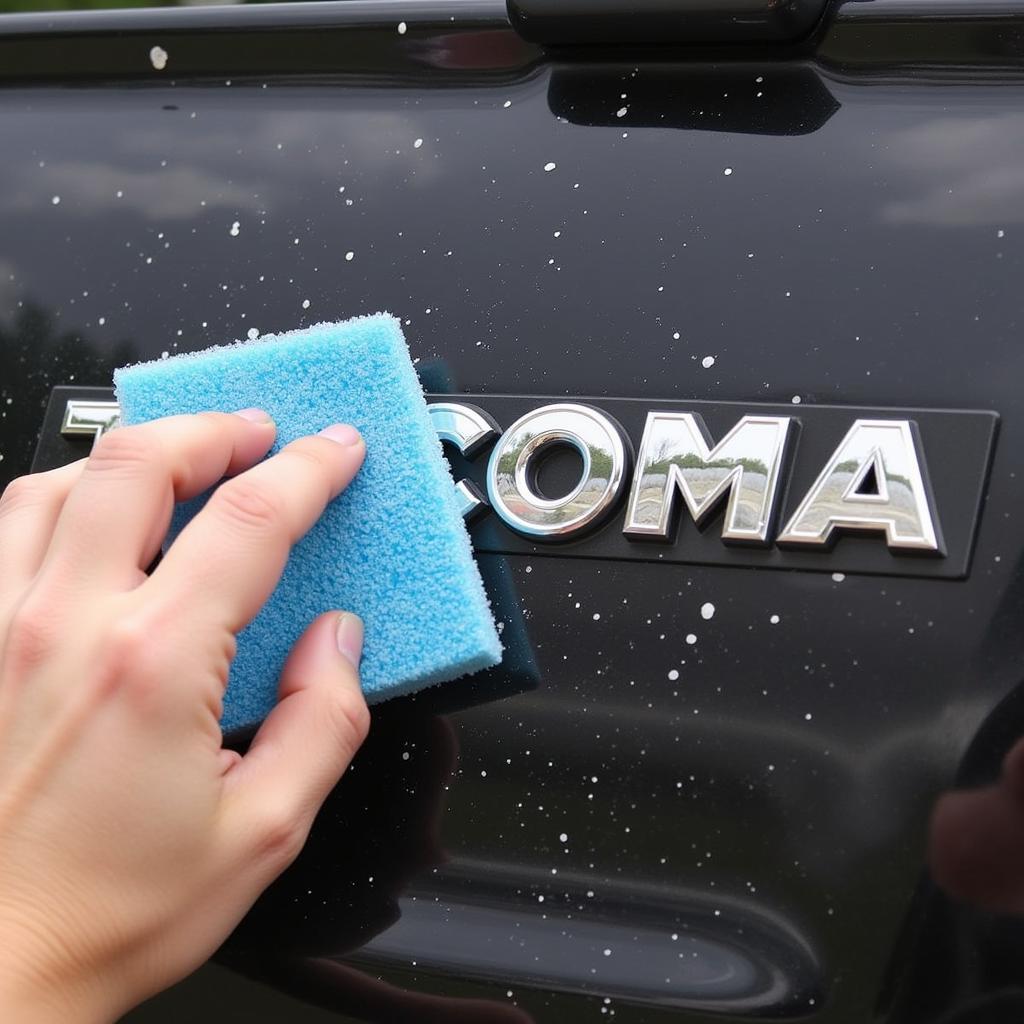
[0,930,114,1024]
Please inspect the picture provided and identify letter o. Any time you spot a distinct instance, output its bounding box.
[486,404,630,539]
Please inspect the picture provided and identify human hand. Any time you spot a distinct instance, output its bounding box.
[0,410,370,1023]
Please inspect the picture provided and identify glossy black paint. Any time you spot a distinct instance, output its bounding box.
[5,1,1024,1021]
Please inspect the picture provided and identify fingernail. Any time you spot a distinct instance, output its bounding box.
[234,407,273,424]
[336,612,364,667]
[319,423,362,446]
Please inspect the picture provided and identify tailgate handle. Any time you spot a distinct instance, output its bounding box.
[506,0,830,46]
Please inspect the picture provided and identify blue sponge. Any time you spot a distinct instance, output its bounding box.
[114,314,502,731]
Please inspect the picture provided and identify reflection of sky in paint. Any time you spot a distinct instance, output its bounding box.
[4,74,1024,407]
[0,109,442,219]
[880,113,1024,227]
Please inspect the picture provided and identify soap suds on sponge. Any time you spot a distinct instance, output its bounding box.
[114,313,502,732]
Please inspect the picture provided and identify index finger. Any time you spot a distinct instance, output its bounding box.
[145,424,365,634]
[38,410,277,591]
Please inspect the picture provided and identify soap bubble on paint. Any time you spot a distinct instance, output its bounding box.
[685,633,697,645]
[769,614,780,624]
[701,355,716,369]
[414,138,423,149]
[701,602,715,620]
[229,221,240,237]
[246,328,259,340]
[832,572,845,582]
[668,669,679,681]
[51,195,60,205]
[723,167,733,176]
[149,46,168,71]
[616,107,628,118]
[302,299,310,309]
[544,162,557,172]
[345,251,355,261]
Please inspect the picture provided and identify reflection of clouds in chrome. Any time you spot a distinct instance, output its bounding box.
[881,114,1024,226]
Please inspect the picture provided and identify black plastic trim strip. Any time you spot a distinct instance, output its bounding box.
[821,0,1024,70]
[833,0,1024,21]
[0,0,507,38]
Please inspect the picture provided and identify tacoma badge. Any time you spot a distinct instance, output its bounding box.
[39,388,997,580]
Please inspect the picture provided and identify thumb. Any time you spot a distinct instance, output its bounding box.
[223,612,370,871]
